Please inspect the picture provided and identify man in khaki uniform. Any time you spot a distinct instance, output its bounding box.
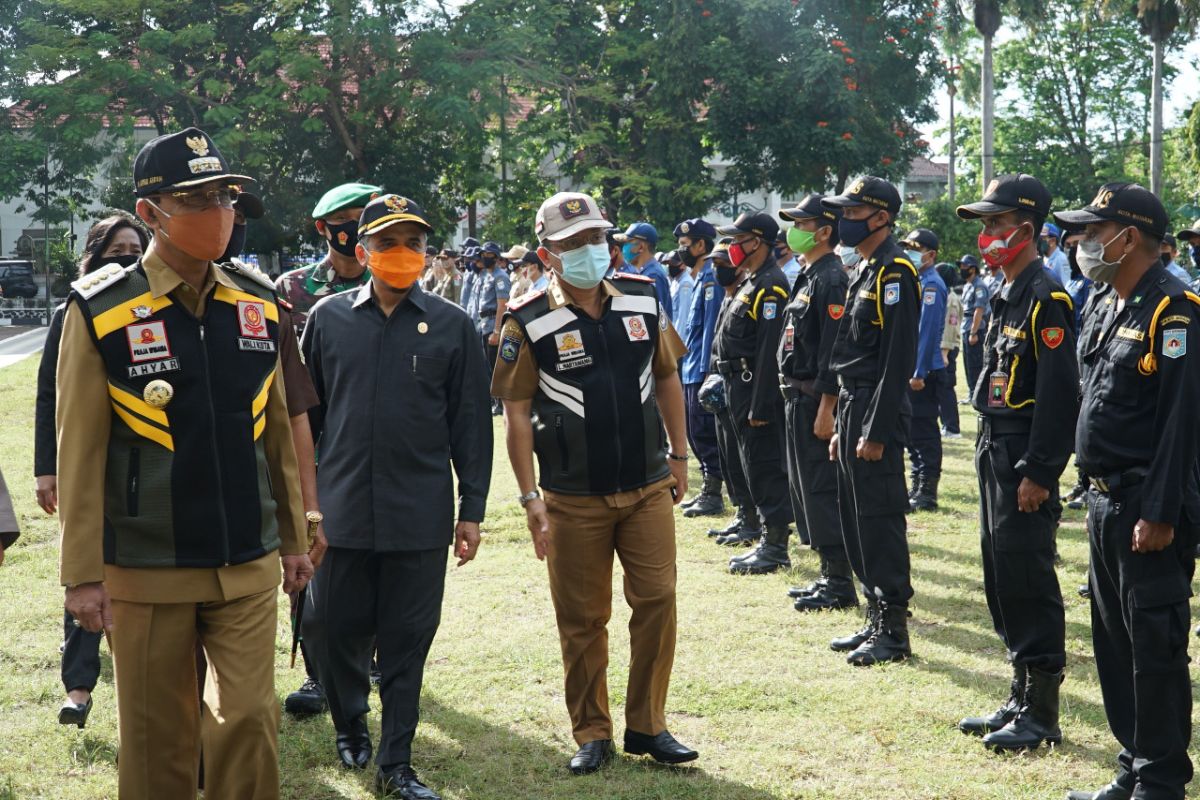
[492,192,697,776]
[58,127,311,800]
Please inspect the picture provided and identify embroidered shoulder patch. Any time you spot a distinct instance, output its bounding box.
[883,283,900,306]
[1163,329,1187,359]
[828,304,845,320]
[923,289,937,306]
[1040,327,1064,349]
[762,301,777,320]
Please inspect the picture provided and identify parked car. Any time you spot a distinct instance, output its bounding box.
[0,261,39,299]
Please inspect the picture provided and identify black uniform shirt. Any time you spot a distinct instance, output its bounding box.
[1076,265,1200,523]
[971,260,1079,489]
[1076,280,1115,376]
[713,255,791,420]
[777,252,848,397]
[829,236,919,444]
[302,281,493,551]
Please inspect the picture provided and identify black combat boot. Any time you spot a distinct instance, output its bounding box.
[909,477,938,512]
[683,475,725,518]
[708,506,752,539]
[794,553,858,611]
[788,550,830,598]
[847,601,911,666]
[715,508,762,546]
[1065,779,1134,800]
[830,597,879,652]
[982,666,1063,751]
[958,663,1026,736]
[908,472,920,501]
[729,525,791,574]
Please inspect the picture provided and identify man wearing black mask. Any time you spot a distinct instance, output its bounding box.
[276,183,381,335]
[665,250,694,335]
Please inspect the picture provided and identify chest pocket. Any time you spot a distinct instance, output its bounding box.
[408,352,449,390]
[1097,339,1145,407]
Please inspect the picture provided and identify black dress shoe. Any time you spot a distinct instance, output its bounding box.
[375,764,442,799]
[568,739,613,774]
[336,731,373,769]
[58,697,92,729]
[284,677,327,716]
[623,730,698,764]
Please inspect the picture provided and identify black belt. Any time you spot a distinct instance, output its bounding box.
[977,415,1031,436]
[837,377,874,391]
[1089,468,1148,494]
[779,374,817,400]
[715,358,753,382]
[478,310,496,319]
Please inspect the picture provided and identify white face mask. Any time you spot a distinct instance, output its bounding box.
[837,245,862,269]
[1077,227,1130,284]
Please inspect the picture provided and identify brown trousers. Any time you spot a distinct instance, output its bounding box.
[544,483,678,745]
[109,587,279,800]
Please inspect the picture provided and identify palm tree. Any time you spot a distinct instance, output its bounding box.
[1135,0,1200,195]
[968,0,1044,186]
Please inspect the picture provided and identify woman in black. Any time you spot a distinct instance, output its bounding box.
[36,212,147,727]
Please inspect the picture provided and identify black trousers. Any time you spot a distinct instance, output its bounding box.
[684,382,723,481]
[303,546,447,767]
[835,386,912,605]
[936,353,960,433]
[963,338,984,399]
[1088,487,1194,800]
[61,611,102,693]
[908,371,943,486]
[714,405,751,510]
[975,428,1065,671]
[784,394,841,551]
[727,377,793,529]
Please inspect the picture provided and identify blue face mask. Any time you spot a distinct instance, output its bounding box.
[838,216,877,248]
[904,249,923,267]
[558,242,611,289]
[621,243,638,263]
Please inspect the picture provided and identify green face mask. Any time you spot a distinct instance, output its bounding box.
[786,227,817,255]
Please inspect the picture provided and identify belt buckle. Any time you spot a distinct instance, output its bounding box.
[1092,477,1110,493]
[741,369,753,383]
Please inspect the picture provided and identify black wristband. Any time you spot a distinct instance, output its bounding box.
[668,452,689,462]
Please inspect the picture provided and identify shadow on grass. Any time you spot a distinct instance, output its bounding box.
[70,734,118,767]
[281,694,785,800]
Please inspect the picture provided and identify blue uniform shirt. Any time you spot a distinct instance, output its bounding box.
[681,260,722,385]
[779,256,802,288]
[471,267,510,335]
[670,270,696,337]
[961,274,992,340]
[1044,248,1070,286]
[619,258,673,320]
[1166,260,1190,284]
[915,266,947,378]
[1065,274,1092,333]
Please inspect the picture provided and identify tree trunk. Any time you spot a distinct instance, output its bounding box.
[981,32,995,187]
[1150,36,1164,195]
[948,84,957,203]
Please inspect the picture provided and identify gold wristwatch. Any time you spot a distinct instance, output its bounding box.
[305,511,324,548]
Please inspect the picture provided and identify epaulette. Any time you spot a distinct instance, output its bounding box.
[507,289,546,311]
[613,272,655,284]
[221,259,276,292]
[71,262,135,300]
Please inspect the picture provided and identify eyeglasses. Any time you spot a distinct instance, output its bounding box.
[556,229,608,251]
[164,185,241,213]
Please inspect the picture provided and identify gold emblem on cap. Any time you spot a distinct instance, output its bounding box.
[418,322,429,334]
[850,179,866,194]
[185,136,210,156]
[384,195,408,212]
[143,379,174,409]
[1094,189,1114,209]
[985,179,1000,196]
[680,222,690,234]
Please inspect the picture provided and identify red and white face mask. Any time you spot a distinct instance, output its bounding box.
[977,224,1030,269]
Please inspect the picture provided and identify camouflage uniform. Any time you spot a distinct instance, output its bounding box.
[274,258,371,336]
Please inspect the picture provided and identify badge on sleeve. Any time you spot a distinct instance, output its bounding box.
[828,304,845,320]
[923,289,936,306]
[762,301,777,320]
[658,303,669,331]
[500,336,521,362]
[705,285,715,301]
[1040,327,1064,349]
[1163,329,1187,359]
[883,283,900,306]
[623,315,649,341]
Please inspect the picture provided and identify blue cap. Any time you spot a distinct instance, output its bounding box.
[1040,222,1062,239]
[614,222,659,246]
[672,218,717,241]
[463,246,480,259]
[481,241,502,255]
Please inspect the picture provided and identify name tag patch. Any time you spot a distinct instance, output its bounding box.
[127,357,180,378]
[1163,329,1187,359]
[555,330,586,358]
[783,324,795,352]
[126,321,171,362]
[237,300,269,339]
[883,283,899,306]
[555,356,594,372]
[624,314,649,341]
[1116,326,1145,342]
[238,337,277,353]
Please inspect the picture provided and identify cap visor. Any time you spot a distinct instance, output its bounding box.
[544,218,612,243]
[778,209,820,222]
[162,173,256,192]
[715,223,747,235]
[820,196,864,209]
[1178,230,1200,243]
[360,214,434,236]
[1052,209,1107,230]
[955,201,1018,220]
[236,192,265,220]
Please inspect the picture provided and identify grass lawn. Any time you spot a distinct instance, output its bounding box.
[0,353,1193,799]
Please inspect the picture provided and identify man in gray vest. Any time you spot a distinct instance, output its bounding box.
[492,191,698,776]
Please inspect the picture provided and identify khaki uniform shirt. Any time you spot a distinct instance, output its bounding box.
[57,244,307,602]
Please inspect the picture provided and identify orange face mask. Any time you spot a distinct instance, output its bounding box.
[366,245,425,289]
[148,203,234,262]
